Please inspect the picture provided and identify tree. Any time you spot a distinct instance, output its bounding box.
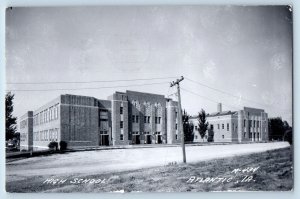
[6,92,17,141]
[283,129,292,145]
[283,121,293,145]
[182,110,194,142]
[268,117,292,141]
[197,109,209,142]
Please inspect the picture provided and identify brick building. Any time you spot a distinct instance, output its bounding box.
[19,90,180,151]
[190,103,269,143]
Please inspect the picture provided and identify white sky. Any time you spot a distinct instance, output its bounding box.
[5,6,293,126]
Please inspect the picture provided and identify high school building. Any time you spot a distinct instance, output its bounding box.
[20,90,181,151]
[190,103,269,142]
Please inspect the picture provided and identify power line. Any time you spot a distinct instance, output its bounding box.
[184,77,266,108]
[6,81,170,92]
[181,87,242,111]
[6,76,179,85]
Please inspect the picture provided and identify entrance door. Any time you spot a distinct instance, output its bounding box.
[132,135,140,144]
[99,134,109,146]
[145,135,152,144]
[156,135,162,144]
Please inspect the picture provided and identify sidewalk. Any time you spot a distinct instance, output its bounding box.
[6,140,270,160]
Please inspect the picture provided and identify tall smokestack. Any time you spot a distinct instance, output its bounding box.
[217,103,222,112]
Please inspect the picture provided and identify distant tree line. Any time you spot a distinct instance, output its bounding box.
[268,117,292,145]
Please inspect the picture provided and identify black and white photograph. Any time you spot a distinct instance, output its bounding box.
[5,5,293,192]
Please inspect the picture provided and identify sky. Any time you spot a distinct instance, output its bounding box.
[5,5,293,127]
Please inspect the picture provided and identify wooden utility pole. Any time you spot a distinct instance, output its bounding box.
[170,76,186,163]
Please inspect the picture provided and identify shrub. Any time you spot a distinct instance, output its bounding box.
[59,141,68,151]
[283,129,292,145]
[48,141,58,151]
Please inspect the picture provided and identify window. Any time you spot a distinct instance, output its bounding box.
[53,106,57,119]
[244,132,246,138]
[218,124,220,129]
[120,121,123,129]
[249,120,252,127]
[176,134,178,140]
[132,115,135,123]
[57,105,59,119]
[257,133,260,140]
[254,120,256,128]
[175,111,178,118]
[49,108,52,121]
[120,134,124,140]
[195,135,198,139]
[147,116,150,123]
[155,117,161,124]
[55,129,58,141]
[40,112,43,124]
[144,116,147,123]
[40,131,43,141]
[222,124,224,129]
[257,121,260,127]
[227,123,229,131]
[51,107,54,120]
[194,126,197,130]
[49,130,52,140]
[44,110,47,123]
[210,124,214,130]
[176,123,178,130]
[249,133,252,139]
[37,114,39,125]
[120,107,123,114]
[136,116,139,123]
[222,135,224,139]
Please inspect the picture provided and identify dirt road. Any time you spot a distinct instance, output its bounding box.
[6,142,289,181]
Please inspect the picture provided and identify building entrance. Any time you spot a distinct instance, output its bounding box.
[99,134,109,146]
[132,135,140,144]
[156,135,162,144]
[145,135,152,144]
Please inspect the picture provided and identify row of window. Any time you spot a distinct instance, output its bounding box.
[33,128,59,142]
[243,119,260,128]
[194,123,230,131]
[246,132,260,140]
[125,131,162,141]
[127,115,163,124]
[132,115,139,123]
[33,104,59,126]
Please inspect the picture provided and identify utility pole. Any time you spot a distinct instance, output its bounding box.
[170,76,186,163]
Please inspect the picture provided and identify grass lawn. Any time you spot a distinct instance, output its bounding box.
[6,146,293,192]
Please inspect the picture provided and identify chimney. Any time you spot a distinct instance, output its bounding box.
[217,103,222,112]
